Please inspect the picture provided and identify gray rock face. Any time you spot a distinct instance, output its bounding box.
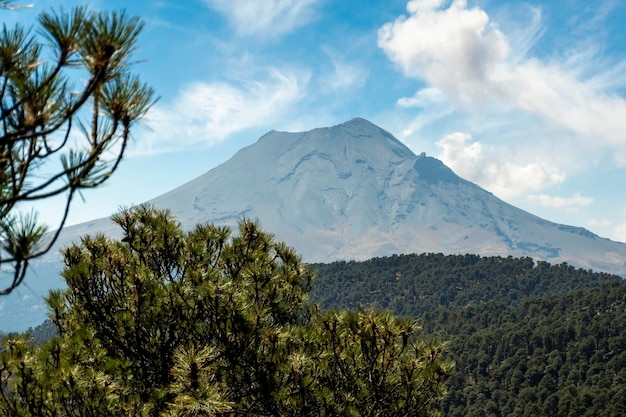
[2,117,625,331]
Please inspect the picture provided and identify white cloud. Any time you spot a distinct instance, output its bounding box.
[527,193,593,208]
[589,218,612,227]
[612,223,626,243]
[321,58,369,92]
[378,0,511,105]
[204,0,318,37]
[137,68,310,155]
[436,132,564,200]
[397,87,445,108]
[378,0,626,156]
[611,210,626,242]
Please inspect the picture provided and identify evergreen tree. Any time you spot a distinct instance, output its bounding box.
[0,4,155,294]
[0,205,452,416]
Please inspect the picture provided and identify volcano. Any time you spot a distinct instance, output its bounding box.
[142,117,626,272]
[3,117,625,331]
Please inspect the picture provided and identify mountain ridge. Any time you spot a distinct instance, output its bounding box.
[2,117,625,332]
[46,117,624,270]
[148,117,624,271]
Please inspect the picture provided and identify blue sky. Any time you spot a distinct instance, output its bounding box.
[10,0,626,242]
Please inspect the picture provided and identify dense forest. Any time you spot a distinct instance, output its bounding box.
[311,254,622,315]
[428,286,626,416]
[312,254,626,416]
[5,252,626,416]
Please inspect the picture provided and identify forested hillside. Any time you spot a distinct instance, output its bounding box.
[427,285,626,416]
[311,254,622,315]
[6,252,626,416]
[312,254,626,416]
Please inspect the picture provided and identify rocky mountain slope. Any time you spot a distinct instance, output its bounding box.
[146,117,626,272]
[2,117,625,331]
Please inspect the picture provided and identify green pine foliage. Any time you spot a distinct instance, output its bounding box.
[426,284,626,417]
[0,5,155,295]
[0,205,452,416]
[312,255,626,416]
[311,254,621,316]
[5,214,624,416]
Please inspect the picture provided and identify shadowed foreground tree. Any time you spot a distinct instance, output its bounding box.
[0,205,452,416]
[0,4,155,294]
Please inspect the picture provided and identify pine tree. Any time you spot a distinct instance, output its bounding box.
[1,205,452,416]
[0,4,155,294]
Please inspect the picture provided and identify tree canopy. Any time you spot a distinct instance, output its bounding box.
[311,254,626,417]
[311,254,621,316]
[0,205,452,416]
[0,4,155,294]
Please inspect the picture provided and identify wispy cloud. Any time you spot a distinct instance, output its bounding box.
[610,209,626,242]
[379,0,626,141]
[378,0,626,203]
[612,222,626,243]
[203,0,319,38]
[436,132,564,200]
[135,68,310,155]
[397,87,446,108]
[320,57,369,92]
[379,0,626,143]
[527,193,593,209]
[589,218,612,228]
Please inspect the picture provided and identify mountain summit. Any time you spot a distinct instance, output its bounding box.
[146,117,625,272]
[3,118,625,331]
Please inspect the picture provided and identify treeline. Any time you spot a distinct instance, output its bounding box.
[0,321,57,349]
[311,253,622,316]
[311,254,626,416]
